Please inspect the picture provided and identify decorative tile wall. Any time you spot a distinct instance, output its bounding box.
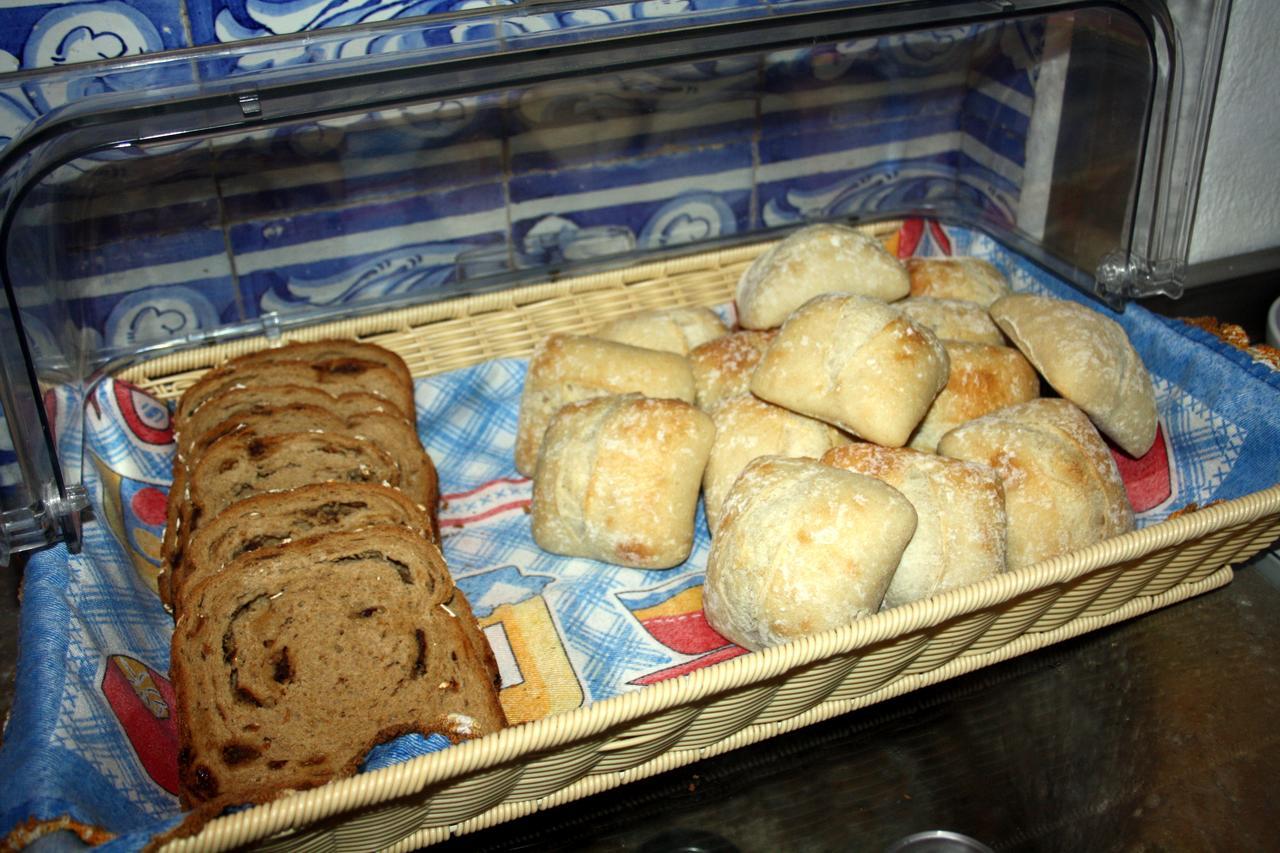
[0,0,1046,357]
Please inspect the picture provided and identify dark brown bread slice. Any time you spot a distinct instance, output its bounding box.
[169,431,402,575]
[171,526,507,811]
[176,385,394,463]
[171,482,436,616]
[227,340,413,389]
[161,413,402,595]
[175,359,414,425]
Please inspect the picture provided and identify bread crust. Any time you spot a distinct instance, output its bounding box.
[595,306,728,355]
[688,330,777,411]
[171,526,506,811]
[906,257,1010,307]
[703,456,917,650]
[822,444,1006,608]
[937,398,1135,569]
[898,297,1005,345]
[514,334,696,476]
[531,394,714,568]
[736,224,909,329]
[990,294,1157,456]
[702,394,848,534]
[750,294,950,447]
[908,341,1040,453]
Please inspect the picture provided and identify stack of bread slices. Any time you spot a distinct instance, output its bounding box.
[161,340,506,815]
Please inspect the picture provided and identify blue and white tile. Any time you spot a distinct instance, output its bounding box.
[1,0,191,121]
[509,63,758,174]
[186,0,514,83]
[510,144,753,267]
[232,181,508,317]
[212,95,505,222]
[500,0,765,49]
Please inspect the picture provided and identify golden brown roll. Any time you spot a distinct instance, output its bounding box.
[688,330,777,411]
[531,394,715,569]
[702,394,849,533]
[595,306,728,355]
[736,224,909,329]
[898,297,1005,345]
[750,293,950,447]
[989,294,1158,457]
[908,340,1040,453]
[514,333,696,475]
[937,398,1135,570]
[703,456,917,650]
[822,444,1006,608]
[906,257,1011,307]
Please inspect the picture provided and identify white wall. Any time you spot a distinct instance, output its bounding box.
[1190,0,1280,264]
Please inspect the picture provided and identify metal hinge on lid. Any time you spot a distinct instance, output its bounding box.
[1097,251,1186,304]
[0,484,89,565]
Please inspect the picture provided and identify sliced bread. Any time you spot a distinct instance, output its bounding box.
[170,482,436,615]
[171,526,507,811]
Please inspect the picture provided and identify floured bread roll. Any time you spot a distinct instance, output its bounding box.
[514,333,696,475]
[531,394,714,569]
[898,297,1005,345]
[702,394,849,533]
[703,456,917,650]
[736,224,909,329]
[906,257,1010,307]
[937,398,1135,570]
[989,294,1158,457]
[596,306,728,355]
[908,341,1040,452]
[822,444,1006,609]
[689,330,777,410]
[750,293,950,447]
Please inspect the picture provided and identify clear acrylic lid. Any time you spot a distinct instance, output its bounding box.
[0,0,1231,559]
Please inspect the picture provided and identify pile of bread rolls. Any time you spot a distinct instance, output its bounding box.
[516,223,1158,651]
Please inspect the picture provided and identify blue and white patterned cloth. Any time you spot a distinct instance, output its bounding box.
[1,226,1278,850]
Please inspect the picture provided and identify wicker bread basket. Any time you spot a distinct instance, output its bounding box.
[121,224,1280,852]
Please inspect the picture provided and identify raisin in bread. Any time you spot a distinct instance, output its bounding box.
[177,386,394,463]
[175,359,414,425]
[170,483,436,616]
[171,526,506,811]
[168,432,403,574]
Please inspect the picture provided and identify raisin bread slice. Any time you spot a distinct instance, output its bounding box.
[223,340,413,390]
[170,482,436,616]
[169,432,402,574]
[171,526,507,810]
[177,385,394,464]
[175,359,414,425]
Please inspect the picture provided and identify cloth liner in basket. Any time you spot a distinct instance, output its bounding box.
[1,224,1278,850]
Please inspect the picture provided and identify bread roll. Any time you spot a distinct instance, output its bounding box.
[596,306,728,355]
[989,294,1158,457]
[906,257,1010,307]
[822,444,1006,608]
[736,224,909,329]
[702,394,848,533]
[937,398,1134,570]
[689,330,777,410]
[908,341,1040,452]
[750,293,950,447]
[898,297,1005,345]
[514,334,696,475]
[531,394,714,569]
[703,456,917,650]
